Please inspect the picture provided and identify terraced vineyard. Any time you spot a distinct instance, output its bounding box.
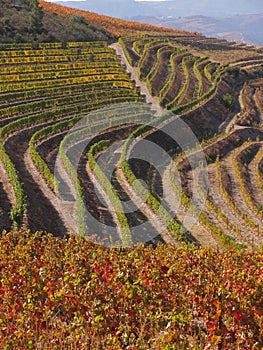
[117,34,263,249]
[0,41,148,243]
[1,34,263,250]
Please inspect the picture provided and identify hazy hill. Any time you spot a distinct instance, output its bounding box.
[53,0,263,45]
[132,14,263,46]
[53,0,263,18]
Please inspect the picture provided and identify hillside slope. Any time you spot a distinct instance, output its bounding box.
[0,0,111,43]
[39,0,188,37]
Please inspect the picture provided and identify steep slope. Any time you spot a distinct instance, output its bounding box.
[39,0,189,37]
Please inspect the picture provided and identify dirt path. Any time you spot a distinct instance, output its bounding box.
[110,43,165,117]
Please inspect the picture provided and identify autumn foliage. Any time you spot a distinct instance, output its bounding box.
[39,0,189,37]
[1,230,263,349]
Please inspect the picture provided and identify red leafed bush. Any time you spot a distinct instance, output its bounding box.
[0,229,263,349]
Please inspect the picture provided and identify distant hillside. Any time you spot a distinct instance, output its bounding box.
[39,0,186,37]
[0,0,112,43]
[131,14,263,46]
[51,0,263,46]
[51,0,263,18]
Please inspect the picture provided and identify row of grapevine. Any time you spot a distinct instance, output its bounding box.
[0,60,120,76]
[0,42,101,50]
[232,143,263,220]
[215,156,259,235]
[0,66,125,83]
[166,55,194,109]
[66,41,107,48]
[132,37,157,55]
[193,57,208,97]
[159,52,185,100]
[137,39,170,79]
[0,73,131,94]
[0,81,135,105]
[118,38,133,66]
[145,45,179,95]
[254,145,263,194]
[0,88,139,119]
[0,46,112,58]
[0,51,117,65]
[169,155,241,248]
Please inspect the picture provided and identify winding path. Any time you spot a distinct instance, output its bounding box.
[110,43,165,117]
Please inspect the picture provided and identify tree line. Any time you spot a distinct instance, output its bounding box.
[0,0,112,44]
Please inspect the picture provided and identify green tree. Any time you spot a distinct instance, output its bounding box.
[222,93,234,110]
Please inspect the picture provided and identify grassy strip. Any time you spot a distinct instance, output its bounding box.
[118,38,133,66]
[255,145,263,195]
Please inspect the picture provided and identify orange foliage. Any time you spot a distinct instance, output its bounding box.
[39,0,190,37]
